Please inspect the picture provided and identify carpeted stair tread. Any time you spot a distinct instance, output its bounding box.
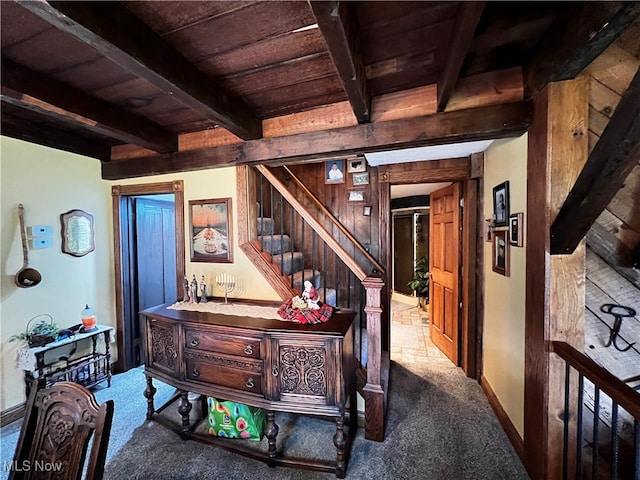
[271,251,304,275]
[257,217,275,236]
[290,269,322,289]
[258,234,291,255]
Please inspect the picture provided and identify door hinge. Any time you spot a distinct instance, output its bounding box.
[459,198,464,207]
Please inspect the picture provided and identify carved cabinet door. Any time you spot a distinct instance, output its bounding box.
[267,334,342,408]
[143,316,180,377]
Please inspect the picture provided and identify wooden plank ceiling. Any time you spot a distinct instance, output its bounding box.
[2,0,636,178]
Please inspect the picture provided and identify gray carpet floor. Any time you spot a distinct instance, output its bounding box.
[1,357,529,480]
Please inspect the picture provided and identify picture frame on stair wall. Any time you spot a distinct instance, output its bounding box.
[189,198,233,263]
[325,160,345,184]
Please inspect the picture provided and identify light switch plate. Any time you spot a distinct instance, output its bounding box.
[28,225,53,237]
[30,237,52,249]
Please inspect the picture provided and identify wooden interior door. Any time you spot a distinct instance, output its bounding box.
[429,183,461,364]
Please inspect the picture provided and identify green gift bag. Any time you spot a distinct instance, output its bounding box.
[207,397,266,440]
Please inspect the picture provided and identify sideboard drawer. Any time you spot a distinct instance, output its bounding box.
[185,355,263,394]
[184,327,262,359]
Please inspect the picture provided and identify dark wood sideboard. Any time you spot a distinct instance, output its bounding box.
[140,303,357,478]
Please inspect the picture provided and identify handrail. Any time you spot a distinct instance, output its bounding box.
[551,341,640,419]
[281,165,386,274]
[256,165,369,281]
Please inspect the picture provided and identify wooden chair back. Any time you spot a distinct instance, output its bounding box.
[9,381,114,480]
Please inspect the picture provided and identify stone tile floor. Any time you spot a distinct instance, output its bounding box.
[390,299,452,366]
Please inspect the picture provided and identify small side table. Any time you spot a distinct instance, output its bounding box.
[17,325,113,397]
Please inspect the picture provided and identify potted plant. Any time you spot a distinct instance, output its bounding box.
[407,254,430,311]
[9,315,59,347]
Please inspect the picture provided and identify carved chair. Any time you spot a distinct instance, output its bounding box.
[9,381,114,480]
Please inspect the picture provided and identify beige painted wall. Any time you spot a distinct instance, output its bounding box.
[483,134,528,438]
[113,170,280,302]
[1,137,114,410]
[1,137,279,411]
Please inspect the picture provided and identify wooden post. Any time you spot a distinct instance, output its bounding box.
[362,275,385,441]
[524,76,588,479]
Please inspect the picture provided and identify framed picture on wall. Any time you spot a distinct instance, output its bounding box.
[492,230,509,276]
[189,198,233,263]
[325,160,345,184]
[509,212,524,247]
[352,171,369,185]
[347,158,367,173]
[492,181,510,227]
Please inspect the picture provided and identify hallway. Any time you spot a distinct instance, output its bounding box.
[390,298,452,366]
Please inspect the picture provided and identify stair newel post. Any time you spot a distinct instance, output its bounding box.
[361,275,385,441]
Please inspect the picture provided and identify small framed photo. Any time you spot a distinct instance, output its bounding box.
[347,158,367,173]
[325,160,345,184]
[363,205,372,216]
[492,181,510,227]
[492,230,509,276]
[509,213,524,247]
[189,198,233,263]
[348,190,365,202]
[352,171,369,185]
[484,218,493,243]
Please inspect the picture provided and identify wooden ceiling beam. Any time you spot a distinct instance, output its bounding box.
[1,111,111,161]
[102,101,532,180]
[310,1,370,123]
[1,58,177,153]
[550,67,640,255]
[525,2,640,99]
[437,2,485,112]
[21,0,262,140]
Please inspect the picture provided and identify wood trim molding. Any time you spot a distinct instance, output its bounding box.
[462,179,478,377]
[111,180,185,373]
[0,402,26,427]
[480,375,524,461]
[378,157,471,184]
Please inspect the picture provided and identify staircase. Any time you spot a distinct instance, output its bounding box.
[257,212,337,306]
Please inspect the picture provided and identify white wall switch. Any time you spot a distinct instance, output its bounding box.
[30,237,52,249]
[28,225,53,237]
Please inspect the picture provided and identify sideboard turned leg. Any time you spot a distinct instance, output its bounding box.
[265,410,279,465]
[178,390,193,435]
[334,410,346,479]
[144,375,156,420]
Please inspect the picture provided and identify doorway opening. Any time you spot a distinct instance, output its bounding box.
[111,181,185,373]
[390,182,454,367]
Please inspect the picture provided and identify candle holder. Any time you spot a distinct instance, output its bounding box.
[216,273,236,304]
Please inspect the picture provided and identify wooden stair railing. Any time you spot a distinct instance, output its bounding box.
[551,341,640,479]
[236,165,387,441]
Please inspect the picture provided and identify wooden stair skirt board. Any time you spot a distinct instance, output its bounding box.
[257,215,337,306]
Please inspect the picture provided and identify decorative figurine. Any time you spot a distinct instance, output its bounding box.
[302,281,320,310]
[200,275,208,303]
[182,276,190,303]
[189,275,198,304]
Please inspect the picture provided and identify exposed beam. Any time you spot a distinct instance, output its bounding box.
[550,67,640,255]
[1,58,177,153]
[102,101,532,179]
[310,1,370,123]
[21,0,262,140]
[525,2,640,99]
[437,2,485,112]
[1,111,111,161]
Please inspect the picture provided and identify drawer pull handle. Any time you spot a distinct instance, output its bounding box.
[246,378,255,389]
[192,368,199,378]
[190,338,199,347]
[244,345,253,355]
[272,367,279,377]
